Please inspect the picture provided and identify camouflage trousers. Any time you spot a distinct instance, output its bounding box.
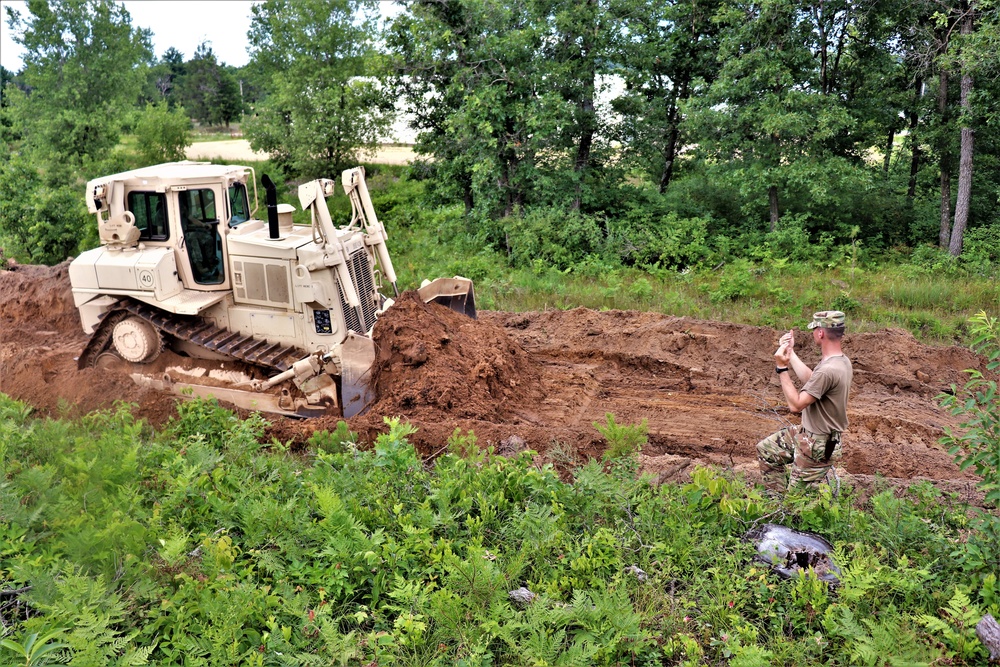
[756,426,842,494]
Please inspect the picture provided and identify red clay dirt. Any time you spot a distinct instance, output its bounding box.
[0,263,989,498]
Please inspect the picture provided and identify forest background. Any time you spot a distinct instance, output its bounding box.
[1,0,999,342]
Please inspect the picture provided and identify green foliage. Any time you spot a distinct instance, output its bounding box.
[938,311,1000,577]
[940,311,1000,506]
[593,413,647,462]
[918,588,987,663]
[244,0,392,178]
[5,0,152,164]
[0,152,94,263]
[0,388,994,665]
[307,420,358,454]
[132,101,191,164]
[176,42,242,127]
[0,630,68,667]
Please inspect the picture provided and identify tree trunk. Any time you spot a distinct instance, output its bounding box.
[571,0,597,212]
[769,185,780,230]
[659,119,680,194]
[883,129,894,175]
[906,76,922,201]
[949,7,975,257]
[463,182,474,216]
[572,93,594,211]
[938,68,952,248]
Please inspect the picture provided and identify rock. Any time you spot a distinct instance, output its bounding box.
[401,341,429,366]
[978,614,1000,661]
[745,523,840,583]
[508,587,536,607]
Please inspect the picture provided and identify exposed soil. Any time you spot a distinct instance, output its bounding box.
[0,263,989,500]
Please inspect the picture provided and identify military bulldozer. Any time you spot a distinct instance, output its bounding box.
[68,161,475,418]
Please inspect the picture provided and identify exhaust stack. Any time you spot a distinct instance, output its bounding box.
[261,174,280,240]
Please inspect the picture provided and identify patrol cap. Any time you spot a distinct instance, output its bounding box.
[807,310,846,330]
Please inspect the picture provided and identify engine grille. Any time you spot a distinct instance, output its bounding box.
[338,247,378,333]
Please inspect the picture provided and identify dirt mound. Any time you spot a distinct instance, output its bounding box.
[1,264,991,491]
[0,263,175,423]
[348,292,543,443]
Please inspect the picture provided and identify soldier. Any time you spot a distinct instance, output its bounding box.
[757,311,853,495]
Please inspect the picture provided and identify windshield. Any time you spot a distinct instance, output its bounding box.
[228,183,250,227]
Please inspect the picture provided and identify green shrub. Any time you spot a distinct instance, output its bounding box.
[132,101,191,165]
[939,311,1000,577]
[940,311,1000,507]
[593,413,647,462]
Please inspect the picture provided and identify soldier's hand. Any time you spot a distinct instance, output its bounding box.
[779,330,795,350]
[775,343,792,366]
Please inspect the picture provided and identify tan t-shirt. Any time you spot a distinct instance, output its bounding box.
[801,355,852,434]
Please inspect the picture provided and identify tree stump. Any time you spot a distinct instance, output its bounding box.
[978,613,1000,661]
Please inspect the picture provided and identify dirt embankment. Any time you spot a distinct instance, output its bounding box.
[0,264,989,499]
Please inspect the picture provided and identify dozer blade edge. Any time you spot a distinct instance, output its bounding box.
[131,374,332,419]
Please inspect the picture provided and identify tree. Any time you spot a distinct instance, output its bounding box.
[683,0,918,240]
[244,0,393,178]
[949,1,976,256]
[178,42,243,127]
[608,0,721,192]
[144,46,186,106]
[686,1,856,230]
[389,0,593,218]
[133,101,191,163]
[923,0,1000,255]
[1,0,151,264]
[4,0,152,164]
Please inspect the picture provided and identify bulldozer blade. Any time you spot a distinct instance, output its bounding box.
[131,374,332,419]
[341,332,377,418]
[417,276,477,319]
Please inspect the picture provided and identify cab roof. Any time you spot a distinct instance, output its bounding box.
[87,161,250,191]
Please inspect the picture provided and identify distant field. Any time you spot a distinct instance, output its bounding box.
[185,139,416,165]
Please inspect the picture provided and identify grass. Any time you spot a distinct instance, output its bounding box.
[389,248,996,345]
[0,395,996,665]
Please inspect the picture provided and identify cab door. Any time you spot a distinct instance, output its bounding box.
[172,185,229,289]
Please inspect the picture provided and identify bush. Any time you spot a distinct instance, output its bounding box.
[939,311,1000,575]
[0,154,92,263]
[961,223,1000,277]
[496,207,605,270]
[607,207,713,270]
[133,101,192,165]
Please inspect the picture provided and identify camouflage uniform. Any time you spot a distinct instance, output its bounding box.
[757,425,842,493]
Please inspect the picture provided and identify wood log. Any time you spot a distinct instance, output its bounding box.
[978,613,1000,661]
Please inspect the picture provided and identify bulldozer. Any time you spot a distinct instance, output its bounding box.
[68,161,475,418]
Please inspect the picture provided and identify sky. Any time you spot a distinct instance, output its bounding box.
[1,1,258,72]
[1,1,404,72]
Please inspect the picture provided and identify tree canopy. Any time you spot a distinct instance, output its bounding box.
[1,0,999,265]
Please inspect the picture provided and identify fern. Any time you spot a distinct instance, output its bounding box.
[824,605,938,666]
[30,573,155,667]
[918,588,987,662]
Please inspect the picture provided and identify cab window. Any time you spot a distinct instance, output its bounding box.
[228,183,250,227]
[127,191,169,241]
[181,189,217,222]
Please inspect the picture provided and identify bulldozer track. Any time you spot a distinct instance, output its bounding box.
[78,298,309,374]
